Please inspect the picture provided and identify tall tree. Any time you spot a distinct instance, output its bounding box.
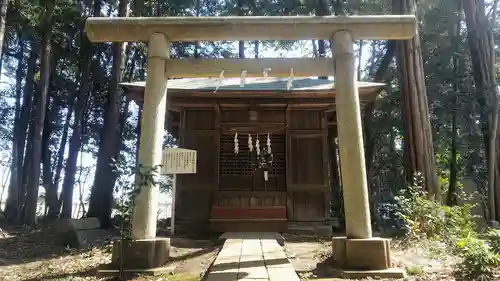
[60,0,101,219]
[87,0,130,226]
[462,0,500,220]
[393,0,439,200]
[446,0,464,206]
[4,42,38,221]
[24,0,54,224]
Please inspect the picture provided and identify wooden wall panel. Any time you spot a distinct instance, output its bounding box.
[176,108,218,228]
[220,109,286,124]
[184,109,216,130]
[291,110,322,129]
[290,136,325,186]
[220,110,249,123]
[179,132,217,186]
[176,189,212,220]
[291,191,326,221]
[215,191,286,207]
[287,109,330,222]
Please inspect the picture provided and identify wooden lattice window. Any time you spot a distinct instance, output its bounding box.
[219,134,286,176]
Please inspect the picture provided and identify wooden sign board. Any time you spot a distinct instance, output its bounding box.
[161,148,197,174]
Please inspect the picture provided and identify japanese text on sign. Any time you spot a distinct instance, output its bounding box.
[161,148,197,174]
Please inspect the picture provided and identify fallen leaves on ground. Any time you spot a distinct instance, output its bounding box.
[0,223,217,281]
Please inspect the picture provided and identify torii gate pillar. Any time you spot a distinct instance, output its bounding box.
[330,30,399,276]
[110,33,172,270]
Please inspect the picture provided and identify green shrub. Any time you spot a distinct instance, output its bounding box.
[395,173,477,245]
[453,237,500,281]
[485,229,500,254]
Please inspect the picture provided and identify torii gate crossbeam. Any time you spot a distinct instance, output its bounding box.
[85,15,416,42]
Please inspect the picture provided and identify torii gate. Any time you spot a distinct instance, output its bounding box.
[85,15,416,273]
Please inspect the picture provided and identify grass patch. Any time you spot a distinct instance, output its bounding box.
[405,265,424,276]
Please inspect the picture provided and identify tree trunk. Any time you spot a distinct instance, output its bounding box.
[250,0,259,58]
[4,37,25,220]
[114,99,130,163]
[237,0,245,58]
[393,0,439,200]
[43,54,61,218]
[447,0,463,206]
[462,0,500,220]
[23,0,54,224]
[60,0,101,219]
[316,0,330,80]
[60,21,96,219]
[20,114,35,220]
[194,0,201,58]
[76,161,88,218]
[0,0,8,59]
[51,99,73,209]
[41,99,57,216]
[7,44,38,220]
[87,0,129,227]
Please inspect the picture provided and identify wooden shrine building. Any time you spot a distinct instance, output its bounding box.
[121,77,384,236]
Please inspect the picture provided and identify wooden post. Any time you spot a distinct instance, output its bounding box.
[332,30,372,239]
[171,174,177,235]
[131,33,169,240]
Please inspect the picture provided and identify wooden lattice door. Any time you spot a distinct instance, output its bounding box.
[219,133,286,191]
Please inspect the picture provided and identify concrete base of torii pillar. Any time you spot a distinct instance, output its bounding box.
[101,33,173,275]
[330,30,405,279]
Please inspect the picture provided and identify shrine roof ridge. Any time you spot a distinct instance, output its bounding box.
[120,77,386,92]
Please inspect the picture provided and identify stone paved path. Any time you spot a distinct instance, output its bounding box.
[205,235,300,281]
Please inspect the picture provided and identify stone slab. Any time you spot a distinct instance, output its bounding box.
[331,237,346,268]
[345,237,391,270]
[55,218,110,249]
[206,235,299,281]
[56,217,101,232]
[96,265,175,278]
[267,266,300,281]
[111,238,170,269]
[205,272,238,281]
[220,232,285,246]
[76,229,111,247]
[60,228,111,249]
[286,222,333,237]
[342,268,406,279]
[238,266,269,279]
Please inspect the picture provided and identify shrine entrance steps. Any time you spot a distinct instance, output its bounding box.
[205,232,300,281]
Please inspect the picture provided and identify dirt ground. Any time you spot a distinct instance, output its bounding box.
[0,223,220,281]
[0,223,459,281]
[281,234,457,281]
